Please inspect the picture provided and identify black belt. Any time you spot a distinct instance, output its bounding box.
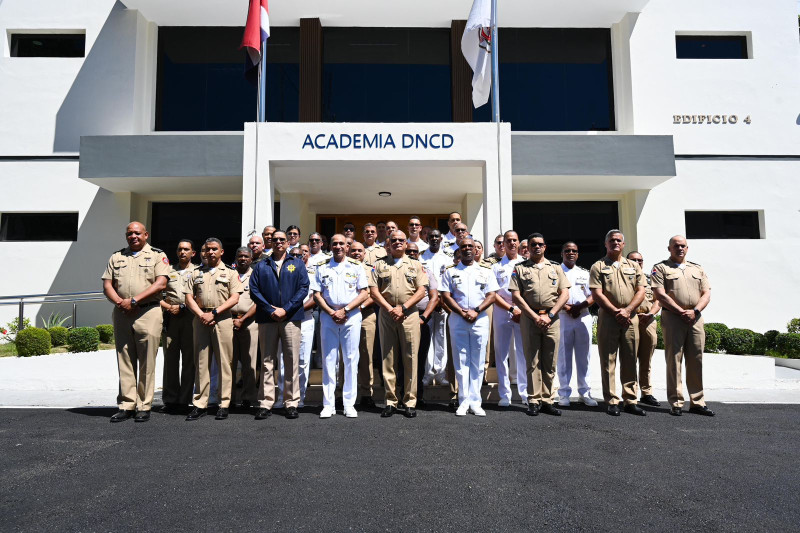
[138,301,160,309]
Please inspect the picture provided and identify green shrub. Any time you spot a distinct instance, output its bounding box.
[656,315,664,350]
[95,324,114,344]
[15,327,52,357]
[751,333,768,356]
[704,322,729,351]
[723,328,755,355]
[68,327,100,353]
[764,330,780,350]
[704,326,721,353]
[775,333,800,359]
[787,318,800,334]
[48,326,69,347]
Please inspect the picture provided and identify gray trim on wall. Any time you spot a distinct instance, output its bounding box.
[79,134,244,178]
[512,134,676,176]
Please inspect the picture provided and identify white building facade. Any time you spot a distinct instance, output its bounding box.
[1,0,798,332]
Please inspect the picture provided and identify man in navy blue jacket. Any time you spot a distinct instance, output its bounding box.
[249,230,309,420]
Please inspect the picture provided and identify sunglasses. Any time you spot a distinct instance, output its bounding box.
[390,238,406,243]
[309,238,321,242]
[273,237,287,243]
[530,242,546,248]
[290,253,302,257]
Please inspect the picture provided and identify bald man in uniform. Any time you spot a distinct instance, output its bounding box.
[262,225,276,257]
[369,230,428,418]
[589,229,647,417]
[651,235,713,417]
[102,222,169,423]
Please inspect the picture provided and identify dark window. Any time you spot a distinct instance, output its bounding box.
[0,213,79,241]
[512,201,619,268]
[676,35,748,59]
[474,29,614,131]
[156,27,299,131]
[685,211,761,239]
[150,203,243,265]
[323,28,452,123]
[10,33,85,57]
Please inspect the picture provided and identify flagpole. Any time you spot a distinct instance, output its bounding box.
[490,0,500,123]
[258,37,267,122]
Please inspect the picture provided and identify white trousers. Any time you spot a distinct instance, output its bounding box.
[299,314,315,403]
[424,309,448,380]
[493,304,527,401]
[320,310,362,409]
[557,312,593,398]
[449,312,490,408]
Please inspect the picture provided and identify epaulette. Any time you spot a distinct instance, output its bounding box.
[446,264,456,269]
[485,257,499,265]
[117,248,127,254]
[549,260,560,265]
[346,257,360,265]
[315,259,329,267]
[479,260,494,269]
[687,260,702,267]
[576,265,589,272]
[151,247,164,253]
[443,249,455,257]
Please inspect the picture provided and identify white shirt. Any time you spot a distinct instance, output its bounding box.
[492,255,525,305]
[440,261,499,310]
[420,249,454,288]
[408,237,429,253]
[308,251,330,265]
[415,266,437,312]
[442,231,457,248]
[561,263,592,317]
[310,257,368,309]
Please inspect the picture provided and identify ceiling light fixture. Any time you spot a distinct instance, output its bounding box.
[378,191,392,197]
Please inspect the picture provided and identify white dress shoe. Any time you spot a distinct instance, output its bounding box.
[455,404,469,416]
[470,405,486,417]
[498,398,511,407]
[344,406,358,418]
[581,394,598,407]
[319,406,335,418]
[558,396,571,407]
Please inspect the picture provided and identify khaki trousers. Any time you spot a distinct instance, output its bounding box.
[162,310,195,405]
[520,314,560,405]
[232,319,259,403]
[378,308,420,408]
[597,309,639,405]
[193,311,234,409]
[637,317,658,396]
[662,311,706,408]
[113,306,162,411]
[358,307,378,397]
[258,321,301,409]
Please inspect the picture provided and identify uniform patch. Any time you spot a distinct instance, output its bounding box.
[162,257,169,264]
[287,264,296,273]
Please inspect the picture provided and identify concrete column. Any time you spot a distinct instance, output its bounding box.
[611,13,638,135]
[463,193,484,246]
[482,153,502,254]
[242,123,274,242]
[497,123,513,233]
[280,193,310,236]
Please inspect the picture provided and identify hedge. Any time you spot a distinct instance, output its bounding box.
[775,333,800,359]
[704,323,730,351]
[787,318,800,335]
[723,328,755,355]
[48,326,69,347]
[751,332,768,356]
[16,327,52,357]
[703,326,721,353]
[765,330,780,350]
[95,324,114,344]
[69,327,100,353]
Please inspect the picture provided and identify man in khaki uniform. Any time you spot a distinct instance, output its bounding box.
[651,235,713,417]
[509,233,570,416]
[159,239,198,414]
[363,222,386,266]
[627,251,662,407]
[102,221,169,423]
[589,229,647,417]
[350,241,380,408]
[231,247,259,410]
[184,238,243,421]
[248,235,266,264]
[369,230,428,418]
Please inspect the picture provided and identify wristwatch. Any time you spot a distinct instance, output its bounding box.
[473,306,481,313]
[547,311,555,319]
[693,308,701,317]
[130,298,137,307]
[509,305,517,313]
[344,305,350,313]
[211,308,218,317]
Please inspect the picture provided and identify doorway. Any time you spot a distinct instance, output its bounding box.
[316,214,450,240]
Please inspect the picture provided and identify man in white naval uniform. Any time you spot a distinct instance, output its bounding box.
[492,230,528,407]
[307,232,330,265]
[311,234,369,418]
[556,242,598,407]
[420,229,453,385]
[441,212,462,251]
[439,238,498,417]
[407,216,430,254]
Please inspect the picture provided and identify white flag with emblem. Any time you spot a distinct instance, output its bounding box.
[461,0,493,108]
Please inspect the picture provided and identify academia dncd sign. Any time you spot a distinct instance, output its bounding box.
[302,133,455,150]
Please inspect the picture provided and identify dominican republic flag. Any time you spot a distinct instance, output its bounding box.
[240,0,270,81]
[461,0,492,108]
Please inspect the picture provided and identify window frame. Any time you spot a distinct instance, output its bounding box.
[0,212,80,242]
[675,32,752,60]
[684,210,764,240]
[7,29,86,58]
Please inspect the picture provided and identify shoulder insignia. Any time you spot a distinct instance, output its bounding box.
[316,259,329,267]
[549,260,560,266]
[346,257,360,265]
[479,260,493,269]
[446,264,456,269]
[150,247,164,253]
[576,266,589,272]
[687,260,702,267]
[117,248,126,254]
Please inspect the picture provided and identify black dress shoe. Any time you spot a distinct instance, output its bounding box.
[448,399,458,411]
[417,398,427,410]
[360,396,376,408]
[134,410,150,423]
[607,404,621,416]
[526,403,540,416]
[255,408,272,420]
[689,405,715,417]
[624,404,646,416]
[241,400,252,410]
[285,407,299,419]
[110,409,135,423]
[670,406,682,416]
[640,394,661,407]
[381,405,396,418]
[404,407,417,418]
[159,403,177,414]
[540,403,561,416]
[215,408,229,420]
[185,407,207,421]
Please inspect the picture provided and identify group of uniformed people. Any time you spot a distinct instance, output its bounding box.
[102,213,714,423]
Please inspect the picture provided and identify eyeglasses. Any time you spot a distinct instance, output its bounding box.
[631,258,643,263]
[530,242,546,248]
[390,238,406,243]
[407,251,419,256]
[273,237,287,243]
[290,253,302,257]
[408,222,421,227]
[494,241,503,246]
[287,232,299,236]
[455,228,468,233]
[309,238,321,242]
[563,249,578,254]
[344,228,355,232]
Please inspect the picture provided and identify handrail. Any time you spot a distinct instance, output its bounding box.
[1,291,108,330]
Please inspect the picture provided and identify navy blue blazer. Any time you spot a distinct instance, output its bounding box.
[249,254,309,323]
